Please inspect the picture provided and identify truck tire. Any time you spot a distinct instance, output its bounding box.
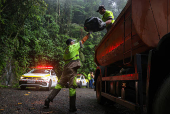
[152,75,170,114]
[96,74,105,105]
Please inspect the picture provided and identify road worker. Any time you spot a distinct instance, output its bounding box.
[88,72,92,88]
[90,72,95,89]
[96,5,115,32]
[44,33,91,112]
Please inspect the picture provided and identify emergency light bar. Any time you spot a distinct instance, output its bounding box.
[36,66,53,69]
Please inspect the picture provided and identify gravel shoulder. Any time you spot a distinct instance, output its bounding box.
[0,88,136,114]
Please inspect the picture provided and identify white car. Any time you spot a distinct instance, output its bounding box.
[19,66,58,91]
[76,74,89,88]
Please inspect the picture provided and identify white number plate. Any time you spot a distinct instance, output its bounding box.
[27,80,35,83]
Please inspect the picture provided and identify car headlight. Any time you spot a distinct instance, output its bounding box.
[20,76,24,79]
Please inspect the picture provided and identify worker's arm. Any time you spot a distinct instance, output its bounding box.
[105,19,112,25]
[99,18,112,29]
[81,33,91,44]
[99,19,113,29]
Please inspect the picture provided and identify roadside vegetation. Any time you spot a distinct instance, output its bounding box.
[0,0,127,87]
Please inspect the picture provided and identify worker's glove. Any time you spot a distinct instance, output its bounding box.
[99,21,106,29]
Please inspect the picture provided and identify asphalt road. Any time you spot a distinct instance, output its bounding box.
[0,88,136,114]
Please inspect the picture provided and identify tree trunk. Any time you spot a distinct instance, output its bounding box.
[58,0,60,16]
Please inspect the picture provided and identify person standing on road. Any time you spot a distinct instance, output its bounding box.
[96,5,115,32]
[44,33,91,112]
[88,72,92,88]
[90,72,94,89]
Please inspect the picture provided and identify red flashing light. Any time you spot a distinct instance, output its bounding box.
[36,66,53,69]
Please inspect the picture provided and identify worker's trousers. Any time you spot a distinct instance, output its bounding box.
[90,78,94,89]
[46,61,79,110]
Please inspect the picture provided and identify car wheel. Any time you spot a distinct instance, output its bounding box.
[86,82,89,88]
[80,81,82,88]
[20,86,26,90]
[46,80,52,91]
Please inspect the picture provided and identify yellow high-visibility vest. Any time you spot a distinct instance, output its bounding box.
[102,10,115,26]
[63,42,80,64]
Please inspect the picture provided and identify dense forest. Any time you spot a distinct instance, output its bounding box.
[0,0,127,87]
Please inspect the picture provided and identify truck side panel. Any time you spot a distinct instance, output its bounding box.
[132,0,170,47]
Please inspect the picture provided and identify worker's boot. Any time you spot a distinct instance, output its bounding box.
[44,89,61,109]
[69,95,77,112]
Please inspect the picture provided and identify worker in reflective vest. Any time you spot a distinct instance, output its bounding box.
[44,33,91,112]
[88,72,92,88]
[96,5,115,32]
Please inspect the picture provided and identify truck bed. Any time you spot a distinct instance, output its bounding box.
[95,0,170,66]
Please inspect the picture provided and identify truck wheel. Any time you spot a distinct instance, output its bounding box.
[96,74,105,104]
[46,80,52,91]
[153,75,170,114]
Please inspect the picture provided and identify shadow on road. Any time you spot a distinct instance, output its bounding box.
[16,87,53,91]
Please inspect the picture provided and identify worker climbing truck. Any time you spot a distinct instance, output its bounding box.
[94,0,170,114]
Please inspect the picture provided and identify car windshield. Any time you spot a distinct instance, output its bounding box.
[77,76,80,79]
[81,76,85,79]
[31,69,50,74]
